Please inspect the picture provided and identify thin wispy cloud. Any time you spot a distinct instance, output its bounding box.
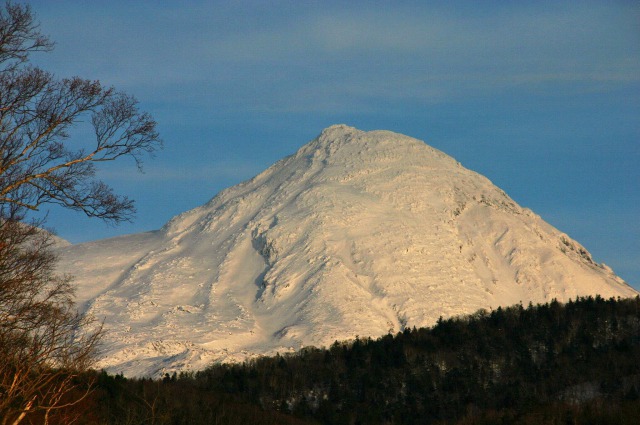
[31,1,639,114]
[97,162,260,183]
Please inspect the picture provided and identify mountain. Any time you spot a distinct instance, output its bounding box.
[56,125,637,377]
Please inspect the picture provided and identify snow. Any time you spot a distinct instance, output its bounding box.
[56,124,638,377]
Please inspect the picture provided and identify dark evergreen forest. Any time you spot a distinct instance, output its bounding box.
[18,296,640,424]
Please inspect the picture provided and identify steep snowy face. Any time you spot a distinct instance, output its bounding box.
[57,125,637,376]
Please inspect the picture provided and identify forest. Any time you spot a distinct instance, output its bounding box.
[14,295,640,424]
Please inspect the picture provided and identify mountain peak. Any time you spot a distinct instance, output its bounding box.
[296,125,456,174]
[319,123,360,138]
[57,126,637,376]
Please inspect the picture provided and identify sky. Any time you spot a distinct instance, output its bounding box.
[17,1,640,289]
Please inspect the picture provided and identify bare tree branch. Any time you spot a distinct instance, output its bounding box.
[1,1,161,223]
[0,2,162,422]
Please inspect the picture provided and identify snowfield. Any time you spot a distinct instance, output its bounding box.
[57,125,638,377]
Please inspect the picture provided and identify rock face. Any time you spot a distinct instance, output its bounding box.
[57,125,637,376]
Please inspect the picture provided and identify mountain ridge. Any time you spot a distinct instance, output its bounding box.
[57,125,637,376]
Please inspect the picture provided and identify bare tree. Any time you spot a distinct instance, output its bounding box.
[0,1,161,423]
[0,219,100,425]
[1,1,160,223]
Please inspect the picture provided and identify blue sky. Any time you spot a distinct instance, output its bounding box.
[20,1,640,289]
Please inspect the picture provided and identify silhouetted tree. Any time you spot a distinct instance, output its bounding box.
[0,1,161,423]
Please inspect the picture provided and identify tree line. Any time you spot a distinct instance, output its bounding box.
[20,295,640,425]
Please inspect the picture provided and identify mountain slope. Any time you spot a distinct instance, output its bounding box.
[57,125,637,376]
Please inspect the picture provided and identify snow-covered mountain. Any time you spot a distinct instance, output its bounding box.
[57,125,637,377]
